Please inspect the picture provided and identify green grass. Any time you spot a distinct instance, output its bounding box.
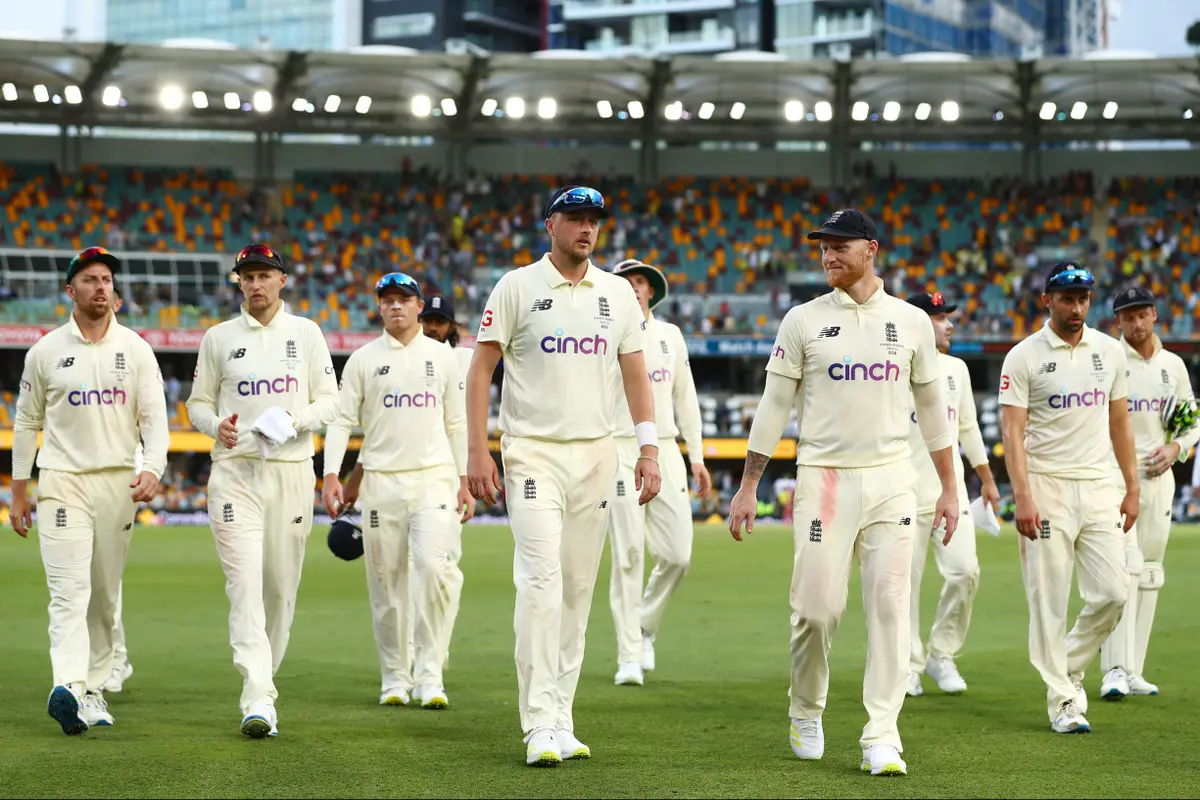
[2,523,1198,798]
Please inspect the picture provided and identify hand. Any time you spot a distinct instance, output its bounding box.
[981,477,1001,512]
[218,413,239,449]
[931,488,960,545]
[10,483,31,538]
[1119,489,1140,533]
[129,471,160,504]
[727,485,758,542]
[322,475,345,518]
[1143,443,1180,479]
[343,477,361,510]
[1014,493,1041,541]
[457,480,476,524]
[691,462,713,498]
[634,451,662,506]
[468,449,502,505]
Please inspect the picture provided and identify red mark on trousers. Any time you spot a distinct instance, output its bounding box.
[819,468,838,530]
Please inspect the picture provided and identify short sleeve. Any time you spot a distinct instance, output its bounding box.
[476,273,519,349]
[617,280,645,355]
[909,312,940,385]
[998,346,1029,408]
[1108,344,1129,401]
[766,306,805,380]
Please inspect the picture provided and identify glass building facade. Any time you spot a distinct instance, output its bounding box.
[547,0,766,55]
[106,0,339,51]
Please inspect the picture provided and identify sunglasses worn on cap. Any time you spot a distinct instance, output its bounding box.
[236,244,279,264]
[1047,267,1095,291]
[376,272,422,298]
[70,247,115,270]
[548,187,605,215]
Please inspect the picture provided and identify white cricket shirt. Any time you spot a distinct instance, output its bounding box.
[1116,334,1200,465]
[908,352,987,511]
[186,305,339,462]
[476,255,645,441]
[13,313,169,480]
[998,322,1128,480]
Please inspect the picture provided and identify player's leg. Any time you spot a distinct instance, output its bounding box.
[408,467,460,707]
[1022,473,1086,729]
[1131,472,1172,691]
[1099,513,1141,696]
[553,437,618,758]
[639,439,693,662]
[36,470,95,734]
[788,466,859,761]
[361,470,413,703]
[907,512,935,693]
[103,582,133,693]
[440,517,465,671]
[607,438,646,682]
[84,470,137,718]
[502,435,569,764]
[261,459,315,680]
[925,487,978,693]
[856,463,917,772]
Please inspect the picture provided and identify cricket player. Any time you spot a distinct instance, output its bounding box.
[1099,286,1199,698]
[186,243,339,738]
[728,209,959,777]
[323,274,473,710]
[11,247,169,735]
[903,292,1001,697]
[607,259,711,686]
[999,262,1139,734]
[465,185,661,766]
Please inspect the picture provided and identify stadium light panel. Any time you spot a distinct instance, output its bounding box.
[441,98,457,116]
[291,97,307,112]
[324,94,341,113]
[480,98,498,116]
[1,83,15,102]
[597,100,613,118]
[1103,101,1118,119]
[628,100,645,119]
[1185,108,1194,120]
[64,85,82,105]
[505,97,524,119]
[355,96,372,114]
[33,84,49,103]
[698,101,714,120]
[412,94,432,117]
[783,100,804,122]
[729,101,745,120]
[851,101,868,121]
[158,84,183,111]
[940,101,959,122]
[1039,102,1056,121]
[192,91,209,109]
[664,101,683,121]
[1070,101,1087,120]
[915,102,931,121]
[814,101,833,122]
[882,101,900,122]
[223,92,240,110]
[537,97,556,120]
[252,90,272,113]
[102,86,121,107]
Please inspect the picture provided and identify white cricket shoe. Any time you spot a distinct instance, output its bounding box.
[1101,667,1130,700]
[240,703,277,739]
[101,662,133,694]
[416,685,449,709]
[925,655,968,693]
[614,662,645,686]
[47,683,88,736]
[860,744,907,776]
[1051,700,1090,734]
[906,673,924,697]
[640,634,656,672]
[557,729,591,760]
[81,691,114,727]
[524,728,562,767]
[1069,672,1088,714]
[379,687,410,706]
[1128,675,1159,695]
[789,717,824,760]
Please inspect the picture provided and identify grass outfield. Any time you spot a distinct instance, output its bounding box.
[2,523,1198,799]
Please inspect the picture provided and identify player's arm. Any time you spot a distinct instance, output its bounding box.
[185,329,224,439]
[998,350,1039,540]
[468,275,515,504]
[441,351,474,522]
[1107,350,1139,531]
[132,343,169,500]
[291,325,339,432]
[322,352,362,516]
[670,325,710,495]
[617,282,660,505]
[1168,356,1200,461]
[911,316,958,542]
[956,360,1000,508]
[11,347,46,536]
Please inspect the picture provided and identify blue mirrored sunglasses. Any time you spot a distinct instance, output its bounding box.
[375,272,422,299]
[1047,267,1095,290]
[549,186,605,214]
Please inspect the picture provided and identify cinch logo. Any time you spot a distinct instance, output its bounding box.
[1048,389,1107,409]
[383,391,438,408]
[828,357,901,382]
[772,345,785,359]
[540,328,608,356]
[1128,396,1167,413]
[236,374,299,396]
[649,368,673,383]
[910,406,957,424]
[68,386,128,406]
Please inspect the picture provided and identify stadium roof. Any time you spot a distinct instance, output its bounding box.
[0,38,1196,145]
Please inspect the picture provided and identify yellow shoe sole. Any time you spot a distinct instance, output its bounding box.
[527,751,562,767]
[564,747,590,760]
[422,697,449,710]
[381,696,407,706]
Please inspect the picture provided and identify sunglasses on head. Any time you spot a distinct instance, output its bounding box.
[70,247,113,270]
[236,244,278,263]
[548,186,605,215]
[376,272,422,297]
[1047,267,1095,291]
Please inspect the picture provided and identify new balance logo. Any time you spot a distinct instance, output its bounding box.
[1092,353,1104,372]
[599,500,608,509]
[531,298,553,312]
[616,480,626,498]
[900,517,912,525]
[1037,362,1057,374]
[286,340,298,359]
[817,326,840,339]
[1039,520,1051,540]
[369,510,379,529]
[222,503,234,524]
[373,365,390,377]
[524,478,537,500]
[808,518,822,543]
[598,297,610,318]
[228,348,246,361]
[425,361,435,379]
[885,322,898,344]
[55,357,75,370]
[55,507,66,528]
[292,516,303,524]
[114,352,126,371]
[123,523,132,531]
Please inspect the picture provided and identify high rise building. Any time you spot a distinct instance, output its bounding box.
[363,0,542,53]
[104,0,361,51]
[546,0,769,55]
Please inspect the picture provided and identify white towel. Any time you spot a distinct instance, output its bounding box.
[970,496,1001,537]
[248,406,298,460]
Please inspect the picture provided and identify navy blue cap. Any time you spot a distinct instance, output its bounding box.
[1112,285,1155,313]
[906,291,958,315]
[419,294,456,323]
[807,209,878,241]
[327,517,363,561]
[1045,261,1096,292]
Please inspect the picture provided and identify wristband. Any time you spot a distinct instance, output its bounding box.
[634,421,658,449]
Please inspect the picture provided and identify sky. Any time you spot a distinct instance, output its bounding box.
[1107,0,1196,55]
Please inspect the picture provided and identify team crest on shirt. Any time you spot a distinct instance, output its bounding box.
[282,338,301,372]
[424,360,436,387]
[111,351,129,384]
[1162,368,1171,386]
[594,296,613,330]
[879,322,900,355]
[947,375,956,392]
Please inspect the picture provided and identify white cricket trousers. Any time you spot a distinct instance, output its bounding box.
[501,434,617,735]
[1101,470,1173,678]
[360,464,461,692]
[909,484,979,672]
[207,457,315,714]
[1020,473,1128,722]
[789,462,917,752]
[113,583,129,669]
[608,437,693,664]
[37,468,137,690]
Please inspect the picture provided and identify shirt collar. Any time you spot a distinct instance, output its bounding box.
[1040,320,1093,350]
[240,303,285,329]
[832,276,886,307]
[67,311,117,344]
[383,328,424,350]
[539,254,599,289]
[1122,333,1162,361]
